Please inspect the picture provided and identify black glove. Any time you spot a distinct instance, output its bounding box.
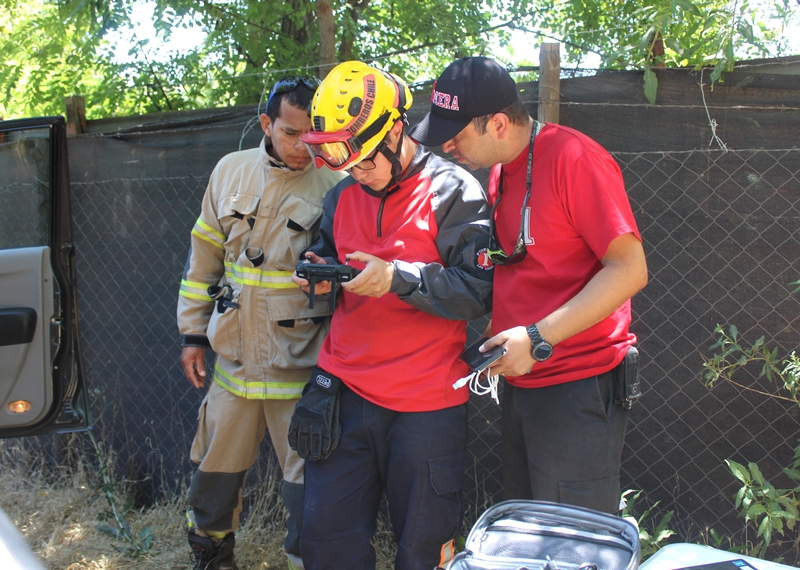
[288,367,343,461]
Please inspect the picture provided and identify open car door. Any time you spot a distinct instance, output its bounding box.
[0,116,89,437]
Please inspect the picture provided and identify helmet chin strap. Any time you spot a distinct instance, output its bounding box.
[375,128,405,192]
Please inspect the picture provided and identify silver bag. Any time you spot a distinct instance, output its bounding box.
[448,500,640,570]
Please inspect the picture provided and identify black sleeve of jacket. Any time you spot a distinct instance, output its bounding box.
[303,176,351,264]
[391,153,493,321]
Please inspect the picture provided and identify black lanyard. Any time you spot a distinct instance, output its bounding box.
[489,122,539,264]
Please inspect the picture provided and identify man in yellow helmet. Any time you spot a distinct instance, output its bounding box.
[289,61,494,570]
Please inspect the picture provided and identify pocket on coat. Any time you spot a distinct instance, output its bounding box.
[206,304,242,363]
[274,195,323,271]
[261,288,331,369]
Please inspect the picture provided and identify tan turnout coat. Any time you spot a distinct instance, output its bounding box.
[178,139,344,399]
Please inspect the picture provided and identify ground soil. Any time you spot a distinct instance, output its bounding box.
[0,438,396,569]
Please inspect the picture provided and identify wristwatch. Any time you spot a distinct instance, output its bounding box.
[526,324,553,362]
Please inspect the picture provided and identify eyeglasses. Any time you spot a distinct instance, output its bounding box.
[266,76,320,108]
[300,111,391,170]
[347,142,384,172]
[486,125,537,265]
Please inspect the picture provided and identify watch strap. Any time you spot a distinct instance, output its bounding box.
[526,323,553,362]
[526,323,543,346]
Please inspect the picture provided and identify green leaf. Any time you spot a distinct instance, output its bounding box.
[783,468,800,481]
[676,0,703,16]
[748,462,765,485]
[455,533,466,552]
[139,527,154,550]
[742,489,754,510]
[654,528,676,541]
[737,21,755,43]
[734,486,746,508]
[708,527,725,548]
[639,26,658,51]
[757,516,772,545]
[96,523,121,538]
[724,40,734,64]
[746,503,766,518]
[643,67,658,104]
[727,460,749,483]
[664,38,683,53]
[654,510,675,534]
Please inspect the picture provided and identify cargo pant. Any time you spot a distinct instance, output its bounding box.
[300,386,468,570]
[188,380,305,567]
[501,364,630,514]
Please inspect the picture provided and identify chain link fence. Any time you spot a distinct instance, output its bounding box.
[622,148,800,548]
[62,144,800,547]
[71,174,211,495]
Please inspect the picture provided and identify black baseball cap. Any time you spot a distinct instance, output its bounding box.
[409,56,518,147]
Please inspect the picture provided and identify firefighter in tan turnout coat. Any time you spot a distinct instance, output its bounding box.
[177,76,344,570]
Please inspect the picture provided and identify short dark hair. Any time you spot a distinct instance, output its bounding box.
[266,83,315,122]
[471,99,530,134]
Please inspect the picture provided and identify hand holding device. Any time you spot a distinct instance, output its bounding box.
[458,337,507,376]
[295,261,361,310]
[453,337,507,404]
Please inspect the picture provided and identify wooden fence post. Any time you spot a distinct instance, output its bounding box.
[316,0,336,79]
[538,42,561,125]
[65,96,87,135]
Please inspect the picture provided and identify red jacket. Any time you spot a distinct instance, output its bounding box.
[307,145,493,412]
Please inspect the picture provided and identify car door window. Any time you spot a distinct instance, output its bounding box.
[0,127,51,248]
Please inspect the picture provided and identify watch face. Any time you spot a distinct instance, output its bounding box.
[532,342,553,362]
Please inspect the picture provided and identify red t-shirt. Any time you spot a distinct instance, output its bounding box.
[490,123,642,388]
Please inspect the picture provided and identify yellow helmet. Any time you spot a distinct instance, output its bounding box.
[301,61,412,170]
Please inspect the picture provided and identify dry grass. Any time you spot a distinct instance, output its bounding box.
[0,436,397,570]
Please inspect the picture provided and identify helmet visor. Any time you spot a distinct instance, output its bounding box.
[301,131,363,170]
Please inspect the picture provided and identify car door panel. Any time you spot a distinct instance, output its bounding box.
[0,247,54,427]
[0,117,88,437]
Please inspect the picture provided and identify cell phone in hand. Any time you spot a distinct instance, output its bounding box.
[459,337,506,374]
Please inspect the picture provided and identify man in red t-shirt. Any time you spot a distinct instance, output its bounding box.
[410,56,648,514]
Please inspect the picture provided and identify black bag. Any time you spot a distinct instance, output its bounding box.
[448,500,640,570]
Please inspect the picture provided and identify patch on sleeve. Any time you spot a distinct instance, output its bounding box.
[476,248,494,271]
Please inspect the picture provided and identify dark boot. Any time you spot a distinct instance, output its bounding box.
[188,531,238,570]
[281,480,305,569]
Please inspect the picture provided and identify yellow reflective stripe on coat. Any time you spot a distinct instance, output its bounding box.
[191,218,226,250]
[179,279,213,302]
[223,260,298,289]
[213,362,306,399]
